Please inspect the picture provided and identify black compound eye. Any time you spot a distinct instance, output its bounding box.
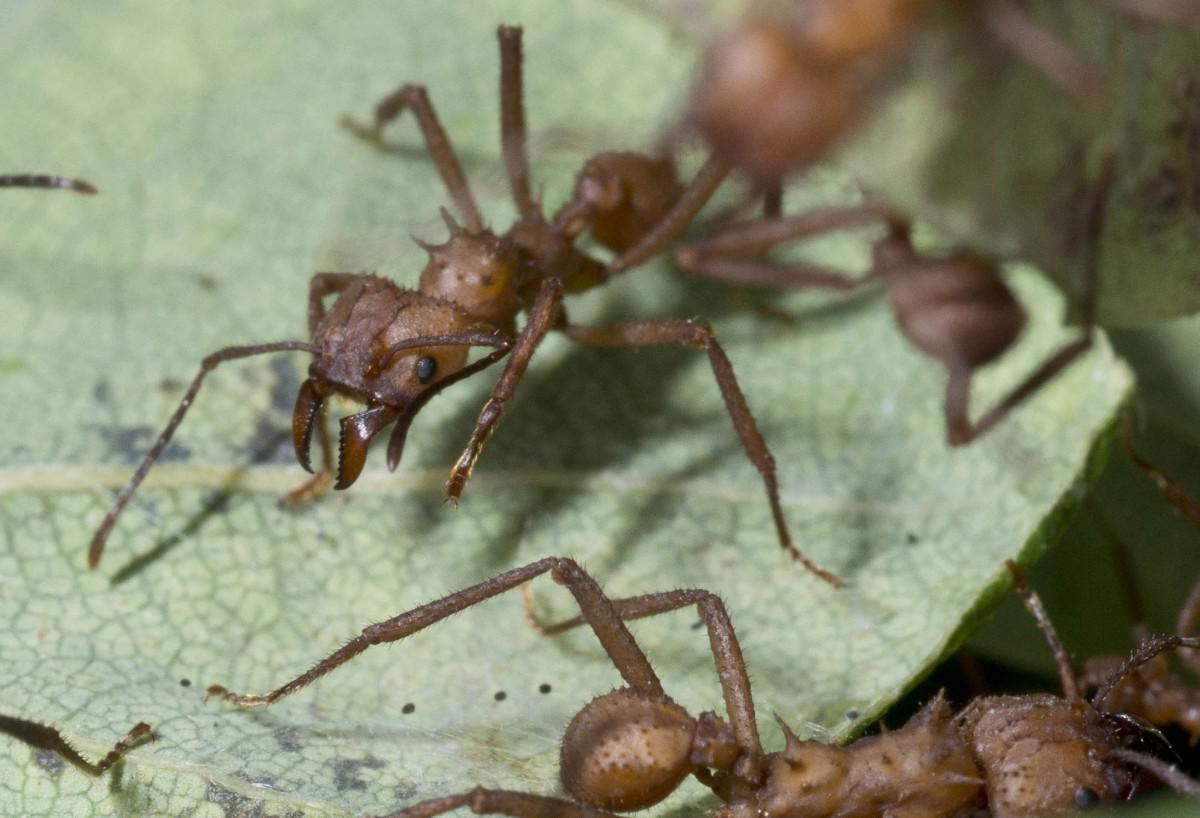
[1074,787,1100,810]
[415,355,438,384]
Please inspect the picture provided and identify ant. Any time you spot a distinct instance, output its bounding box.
[674,151,1110,445]
[686,0,1198,185]
[1,174,97,194]
[0,715,155,778]
[83,25,838,585]
[204,557,1200,818]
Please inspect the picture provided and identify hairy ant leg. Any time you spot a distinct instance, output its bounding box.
[444,276,563,506]
[0,716,155,777]
[0,174,97,193]
[497,25,537,222]
[341,85,484,232]
[560,318,841,587]
[1121,413,1200,528]
[87,340,321,569]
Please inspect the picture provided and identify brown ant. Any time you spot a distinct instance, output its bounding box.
[83,26,836,583]
[204,557,1200,817]
[674,164,1109,445]
[0,715,154,778]
[686,0,1197,185]
[0,174,97,194]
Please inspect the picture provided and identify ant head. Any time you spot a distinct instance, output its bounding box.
[559,688,698,811]
[963,694,1128,816]
[301,281,510,488]
[689,17,859,183]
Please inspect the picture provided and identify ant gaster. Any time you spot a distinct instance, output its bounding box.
[686,0,1197,184]
[83,26,834,582]
[0,715,154,778]
[204,558,1200,818]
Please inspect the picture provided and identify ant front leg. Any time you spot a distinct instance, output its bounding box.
[0,716,156,777]
[374,788,628,818]
[561,317,841,587]
[444,277,565,506]
[342,83,484,232]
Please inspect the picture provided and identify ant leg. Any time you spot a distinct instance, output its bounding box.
[522,587,762,755]
[606,156,729,276]
[87,340,320,569]
[280,395,334,508]
[0,174,97,194]
[444,277,565,506]
[307,272,358,336]
[983,0,1105,99]
[562,318,841,587]
[1121,413,1200,527]
[1005,561,1080,702]
[675,206,894,289]
[497,26,538,222]
[207,556,664,707]
[342,86,484,232]
[374,787,627,818]
[0,716,155,777]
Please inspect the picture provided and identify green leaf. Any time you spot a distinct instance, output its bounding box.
[0,2,1132,817]
[842,3,1200,327]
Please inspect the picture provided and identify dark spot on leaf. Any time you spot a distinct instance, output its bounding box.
[179,678,191,687]
[691,619,704,630]
[333,755,385,792]
[195,272,220,292]
[845,709,859,720]
[93,379,112,404]
[905,532,918,545]
[96,424,190,464]
[494,690,507,702]
[206,779,304,818]
[394,781,419,801]
[159,377,184,393]
[401,702,415,715]
[539,683,551,694]
[274,726,302,753]
[34,749,64,776]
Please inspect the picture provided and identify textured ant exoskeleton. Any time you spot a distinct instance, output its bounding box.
[675,159,1110,444]
[203,557,1200,818]
[84,26,835,583]
[0,715,154,778]
[0,174,97,194]
[685,0,1198,185]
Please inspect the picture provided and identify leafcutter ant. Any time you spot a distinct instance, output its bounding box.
[686,0,1197,185]
[204,557,1200,817]
[0,715,155,778]
[1,174,97,194]
[84,26,837,584]
[675,149,1109,445]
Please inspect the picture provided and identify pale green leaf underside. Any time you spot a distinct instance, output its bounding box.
[1,2,1130,817]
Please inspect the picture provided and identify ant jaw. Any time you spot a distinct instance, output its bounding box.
[292,379,325,473]
[335,405,401,490]
[386,410,418,472]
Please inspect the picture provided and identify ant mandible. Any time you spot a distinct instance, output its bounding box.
[1,174,96,194]
[203,557,1200,818]
[84,26,832,583]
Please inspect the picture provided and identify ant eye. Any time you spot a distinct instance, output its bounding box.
[1074,787,1100,810]
[415,355,438,384]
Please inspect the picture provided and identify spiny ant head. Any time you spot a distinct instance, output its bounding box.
[559,688,697,811]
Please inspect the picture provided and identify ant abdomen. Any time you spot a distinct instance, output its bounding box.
[559,688,697,811]
[889,255,1027,369]
[690,19,859,184]
[565,153,683,253]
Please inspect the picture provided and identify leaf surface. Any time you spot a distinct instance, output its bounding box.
[0,2,1133,817]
